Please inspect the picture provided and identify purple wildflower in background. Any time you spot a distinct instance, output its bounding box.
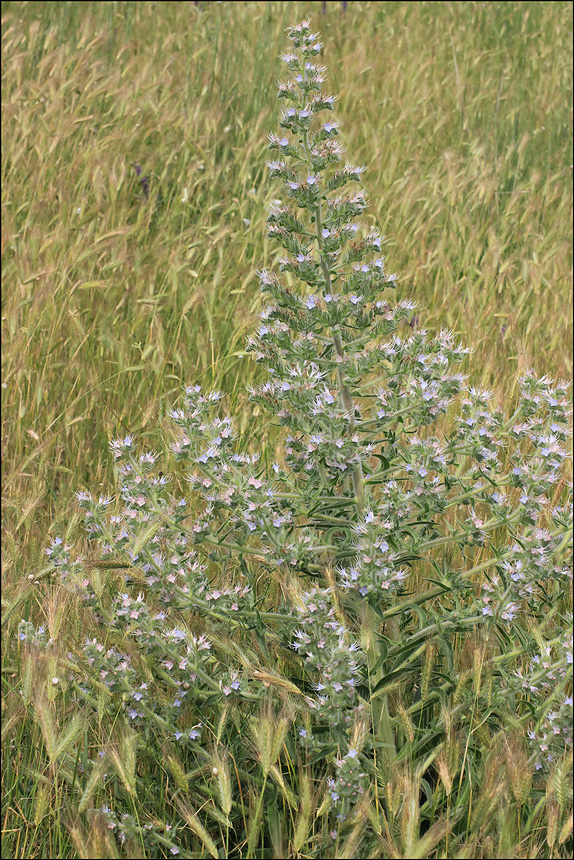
[323,1,347,11]
[132,163,150,198]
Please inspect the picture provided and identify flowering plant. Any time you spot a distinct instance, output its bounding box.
[20,20,572,858]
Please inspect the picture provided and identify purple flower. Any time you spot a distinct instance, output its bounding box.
[132,164,150,198]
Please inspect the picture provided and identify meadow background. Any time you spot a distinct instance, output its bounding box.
[1,1,572,858]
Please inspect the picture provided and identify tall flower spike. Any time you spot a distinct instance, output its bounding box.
[253,22,398,511]
[251,22,469,517]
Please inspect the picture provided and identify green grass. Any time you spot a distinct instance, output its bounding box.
[2,2,572,858]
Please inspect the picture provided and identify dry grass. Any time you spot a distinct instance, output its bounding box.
[2,2,572,858]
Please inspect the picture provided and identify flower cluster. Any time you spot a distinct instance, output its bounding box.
[17,619,51,647]
[373,329,470,428]
[337,510,406,597]
[45,535,84,577]
[78,632,208,746]
[292,588,362,729]
[327,747,369,826]
[480,528,573,622]
[98,807,180,855]
[513,625,573,770]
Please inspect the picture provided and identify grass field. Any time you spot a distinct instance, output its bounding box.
[2,2,573,858]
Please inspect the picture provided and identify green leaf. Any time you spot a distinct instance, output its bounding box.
[255,628,270,661]
[409,603,428,629]
[374,634,388,664]
[439,637,454,673]
[419,776,436,809]
[396,554,423,565]
[308,745,337,766]
[371,667,414,697]
[424,578,452,592]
